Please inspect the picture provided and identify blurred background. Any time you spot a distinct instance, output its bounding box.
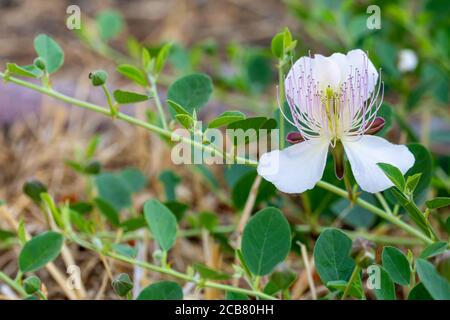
[0,0,449,299]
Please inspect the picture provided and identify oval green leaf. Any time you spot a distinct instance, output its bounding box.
[94,198,120,226]
[416,258,450,300]
[241,207,291,276]
[137,281,183,300]
[19,231,63,273]
[34,34,64,74]
[144,199,178,251]
[116,64,148,87]
[313,228,354,284]
[374,266,396,300]
[113,90,149,104]
[381,246,410,286]
[167,73,213,115]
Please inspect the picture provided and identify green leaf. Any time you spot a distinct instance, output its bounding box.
[17,218,27,245]
[241,207,291,276]
[167,73,213,115]
[34,34,64,74]
[416,259,450,300]
[405,173,422,194]
[408,283,433,300]
[113,90,149,104]
[226,292,249,300]
[377,163,406,192]
[137,281,183,300]
[94,198,120,226]
[18,231,63,273]
[121,217,146,233]
[381,246,410,286]
[271,32,284,58]
[327,277,363,299]
[208,111,246,128]
[0,229,15,242]
[426,197,450,210]
[263,269,297,295]
[193,263,231,280]
[96,10,123,41]
[118,167,147,193]
[175,114,194,129]
[374,266,396,300]
[144,199,178,251]
[116,64,148,87]
[390,188,433,237]
[313,228,354,284]
[164,201,188,222]
[95,173,132,210]
[167,99,190,116]
[420,241,448,259]
[6,63,42,78]
[111,244,137,259]
[406,143,433,198]
[198,212,218,232]
[155,43,172,74]
[159,170,181,201]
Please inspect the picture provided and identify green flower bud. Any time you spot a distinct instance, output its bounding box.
[23,179,48,204]
[23,276,41,294]
[89,70,108,86]
[112,273,133,297]
[351,237,376,268]
[436,251,450,282]
[33,57,46,71]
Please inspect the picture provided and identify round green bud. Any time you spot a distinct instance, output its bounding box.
[23,179,48,204]
[112,273,133,297]
[33,57,46,70]
[89,70,108,86]
[23,276,41,294]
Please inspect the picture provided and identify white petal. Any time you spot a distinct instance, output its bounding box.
[343,135,415,193]
[313,54,342,92]
[329,52,350,83]
[285,56,313,113]
[346,49,378,96]
[257,139,329,194]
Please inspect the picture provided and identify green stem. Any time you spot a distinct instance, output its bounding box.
[375,192,393,216]
[294,225,424,246]
[0,271,27,297]
[36,290,47,300]
[101,84,117,117]
[0,73,254,166]
[68,234,276,300]
[148,76,168,130]
[0,73,434,245]
[278,66,285,150]
[341,265,360,300]
[316,181,434,245]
